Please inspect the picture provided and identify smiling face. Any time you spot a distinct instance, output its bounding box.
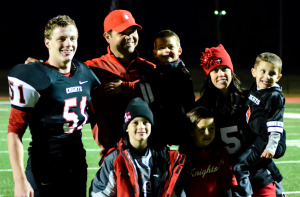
[251,61,282,89]
[153,36,182,64]
[45,25,78,69]
[126,117,151,149]
[192,118,215,148]
[104,26,139,58]
[209,66,233,94]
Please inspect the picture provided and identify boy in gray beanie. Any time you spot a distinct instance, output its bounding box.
[90,97,185,197]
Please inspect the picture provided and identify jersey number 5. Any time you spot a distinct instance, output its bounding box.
[220,126,241,154]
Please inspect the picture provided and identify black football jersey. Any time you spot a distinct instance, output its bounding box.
[8,60,100,158]
[245,85,285,190]
[196,92,249,159]
[246,85,285,136]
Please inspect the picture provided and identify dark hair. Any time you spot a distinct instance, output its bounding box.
[199,72,245,114]
[201,72,242,94]
[153,29,180,49]
[180,106,216,159]
[107,30,113,36]
[186,106,214,128]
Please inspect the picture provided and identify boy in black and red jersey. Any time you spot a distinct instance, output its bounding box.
[7,15,100,197]
[242,52,286,196]
[90,97,185,197]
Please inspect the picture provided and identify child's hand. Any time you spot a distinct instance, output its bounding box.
[25,57,43,64]
[104,80,123,94]
[261,149,274,159]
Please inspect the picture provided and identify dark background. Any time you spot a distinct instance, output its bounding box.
[1,0,299,96]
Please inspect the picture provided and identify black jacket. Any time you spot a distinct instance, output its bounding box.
[141,59,195,145]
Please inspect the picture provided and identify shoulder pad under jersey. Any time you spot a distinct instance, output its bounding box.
[8,62,54,108]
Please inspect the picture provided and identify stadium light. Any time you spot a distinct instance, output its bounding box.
[214,9,226,43]
[214,10,226,16]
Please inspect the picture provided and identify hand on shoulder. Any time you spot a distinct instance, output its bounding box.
[25,57,43,64]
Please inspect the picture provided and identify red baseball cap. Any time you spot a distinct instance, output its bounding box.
[200,44,234,76]
[104,10,142,33]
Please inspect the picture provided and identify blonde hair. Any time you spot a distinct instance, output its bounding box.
[254,52,282,74]
[44,15,78,39]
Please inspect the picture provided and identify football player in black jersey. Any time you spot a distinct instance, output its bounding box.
[7,15,100,197]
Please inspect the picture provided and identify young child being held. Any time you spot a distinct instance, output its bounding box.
[89,97,185,197]
[247,52,284,159]
[143,29,195,146]
[175,106,237,197]
[243,52,286,195]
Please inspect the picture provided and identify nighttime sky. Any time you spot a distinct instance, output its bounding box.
[1,0,298,76]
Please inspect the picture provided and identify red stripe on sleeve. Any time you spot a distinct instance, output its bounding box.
[8,107,31,137]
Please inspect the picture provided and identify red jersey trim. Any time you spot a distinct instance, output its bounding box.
[45,61,71,77]
[8,107,31,137]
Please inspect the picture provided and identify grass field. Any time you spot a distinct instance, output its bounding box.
[0,102,300,196]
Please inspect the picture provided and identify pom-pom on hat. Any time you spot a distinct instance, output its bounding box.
[104,9,142,33]
[200,44,234,76]
[123,97,154,132]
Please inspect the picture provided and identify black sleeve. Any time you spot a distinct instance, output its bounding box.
[266,91,285,121]
[183,77,196,113]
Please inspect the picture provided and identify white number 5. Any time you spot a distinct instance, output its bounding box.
[220,126,241,154]
[63,97,87,133]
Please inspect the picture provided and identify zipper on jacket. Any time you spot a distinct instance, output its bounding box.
[120,148,140,196]
[160,152,181,196]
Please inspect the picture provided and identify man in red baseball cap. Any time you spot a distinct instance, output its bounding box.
[103,9,142,33]
[85,10,156,154]
[23,10,156,156]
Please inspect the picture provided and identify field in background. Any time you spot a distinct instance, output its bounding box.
[0,102,300,196]
[1,68,300,98]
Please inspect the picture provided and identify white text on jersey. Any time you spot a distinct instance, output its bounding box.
[248,94,260,105]
[66,86,82,94]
